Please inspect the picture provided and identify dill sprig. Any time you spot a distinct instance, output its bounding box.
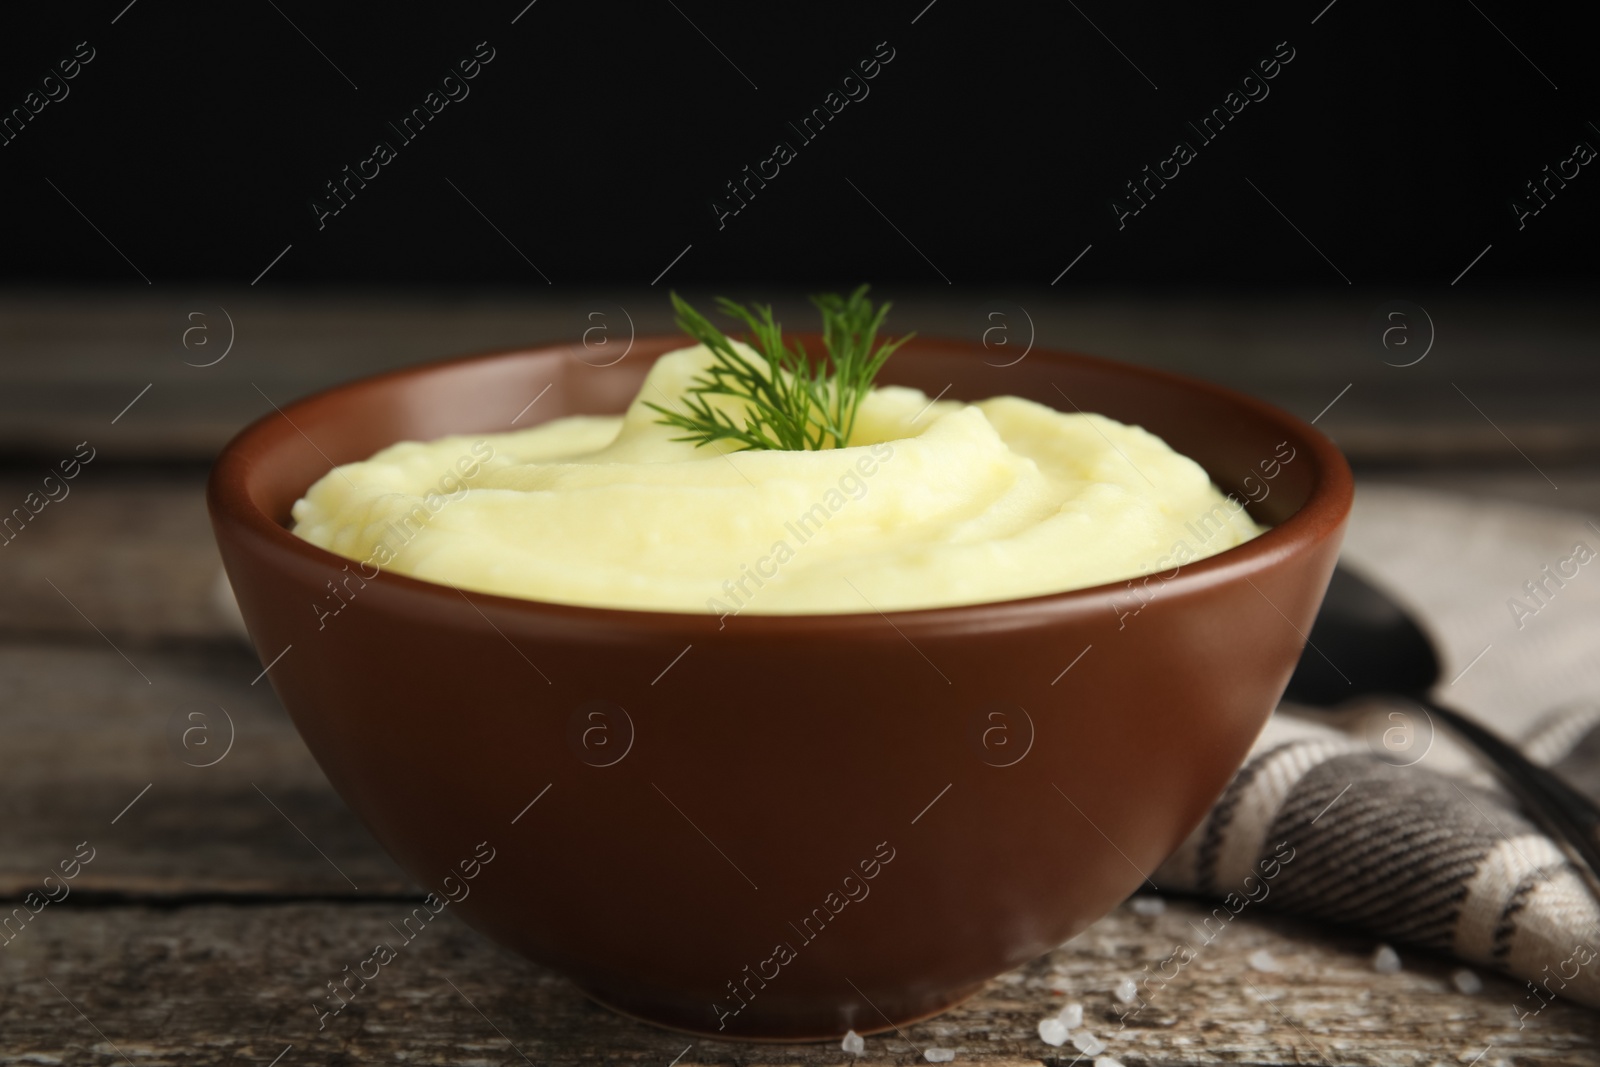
[646,285,912,451]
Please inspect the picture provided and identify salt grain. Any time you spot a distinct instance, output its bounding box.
[1071,1030,1106,1055]
[1248,949,1282,973]
[1113,977,1138,1004]
[1452,968,1484,995]
[1372,944,1402,974]
[1129,895,1166,917]
[924,1048,956,1063]
[841,1029,865,1055]
[1037,1016,1069,1046]
[1057,1001,1084,1028]
[1094,1058,1126,1067]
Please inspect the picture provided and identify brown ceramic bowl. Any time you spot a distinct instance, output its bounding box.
[208,335,1351,1041]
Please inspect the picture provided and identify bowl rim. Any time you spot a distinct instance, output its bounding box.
[208,335,1353,637]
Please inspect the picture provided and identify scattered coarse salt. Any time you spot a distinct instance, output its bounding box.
[1129,895,1166,917]
[1094,1057,1126,1067]
[841,1029,865,1055]
[1372,944,1402,974]
[1452,968,1484,995]
[1113,977,1138,1004]
[1071,1030,1107,1056]
[1248,949,1282,973]
[1057,1001,1084,1029]
[1037,1016,1069,1047]
[924,1048,956,1063]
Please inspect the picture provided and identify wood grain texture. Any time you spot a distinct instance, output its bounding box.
[2,587,1598,1061]
[2,290,1597,463]
[4,299,1600,1063]
[6,472,1598,647]
[1,899,1594,1066]
[0,643,411,897]
[0,474,229,643]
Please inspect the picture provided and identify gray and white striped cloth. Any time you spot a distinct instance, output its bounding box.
[1156,484,1600,1012]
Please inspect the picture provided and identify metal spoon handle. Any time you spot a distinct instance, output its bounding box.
[1423,698,1600,897]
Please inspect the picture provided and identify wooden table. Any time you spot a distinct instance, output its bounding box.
[3,292,1597,1065]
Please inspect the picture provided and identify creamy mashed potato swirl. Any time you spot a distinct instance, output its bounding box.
[291,343,1264,614]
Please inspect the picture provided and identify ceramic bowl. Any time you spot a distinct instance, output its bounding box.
[208,335,1352,1040]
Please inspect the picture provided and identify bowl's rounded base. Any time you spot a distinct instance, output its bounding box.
[570,977,989,1043]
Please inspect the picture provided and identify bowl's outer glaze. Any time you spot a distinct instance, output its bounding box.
[208,336,1352,1041]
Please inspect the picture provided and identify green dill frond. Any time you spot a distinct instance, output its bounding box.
[645,286,912,451]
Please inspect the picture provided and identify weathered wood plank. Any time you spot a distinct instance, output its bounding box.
[0,474,229,643]
[2,291,1598,463]
[0,644,411,897]
[4,296,1598,1062]
[3,468,1599,646]
[0,898,1591,1066]
[2,469,1598,898]
[4,638,1590,1060]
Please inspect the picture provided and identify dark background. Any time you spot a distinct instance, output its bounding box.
[1,0,1594,289]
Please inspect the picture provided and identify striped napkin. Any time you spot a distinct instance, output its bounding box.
[1156,484,1600,1015]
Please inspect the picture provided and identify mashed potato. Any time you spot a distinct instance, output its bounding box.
[291,343,1265,615]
